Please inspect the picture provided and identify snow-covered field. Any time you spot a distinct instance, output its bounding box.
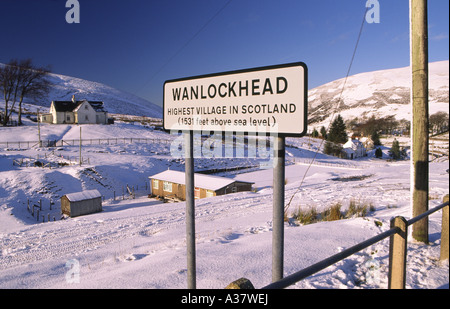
[0,118,448,289]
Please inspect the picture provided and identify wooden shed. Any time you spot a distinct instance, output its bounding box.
[149,170,254,201]
[61,189,102,217]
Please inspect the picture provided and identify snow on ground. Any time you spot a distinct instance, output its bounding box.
[0,119,448,289]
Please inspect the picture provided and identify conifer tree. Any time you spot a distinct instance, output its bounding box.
[327,115,347,144]
[389,139,401,160]
[371,131,381,146]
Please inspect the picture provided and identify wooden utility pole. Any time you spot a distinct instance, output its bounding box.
[410,0,429,243]
[37,108,42,147]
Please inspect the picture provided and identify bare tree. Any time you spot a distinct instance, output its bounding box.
[0,59,51,126]
[429,111,449,135]
[0,60,20,125]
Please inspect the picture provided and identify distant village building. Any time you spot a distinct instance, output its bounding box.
[360,136,375,151]
[342,137,367,159]
[61,189,103,217]
[40,95,108,124]
[149,170,254,201]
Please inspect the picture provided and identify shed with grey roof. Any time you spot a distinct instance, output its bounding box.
[61,189,102,217]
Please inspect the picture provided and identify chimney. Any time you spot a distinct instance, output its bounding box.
[72,95,76,103]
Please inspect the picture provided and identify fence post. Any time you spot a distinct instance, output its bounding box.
[225,278,255,289]
[388,216,408,289]
[441,195,449,261]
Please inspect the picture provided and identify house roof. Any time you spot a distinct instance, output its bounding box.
[64,189,102,202]
[149,170,253,191]
[343,138,364,149]
[52,101,78,112]
[52,100,106,113]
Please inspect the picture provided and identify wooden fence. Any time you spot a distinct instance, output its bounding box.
[25,180,151,223]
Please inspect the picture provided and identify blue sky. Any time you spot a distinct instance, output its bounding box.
[0,0,448,108]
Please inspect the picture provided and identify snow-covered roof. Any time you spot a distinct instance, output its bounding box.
[149,170,253,191]
[52,101,78,112]
[343,138,364,149]
[64,189,102,202]
[52,100,107,113]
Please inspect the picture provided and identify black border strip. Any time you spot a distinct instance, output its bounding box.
[163,62,308,137]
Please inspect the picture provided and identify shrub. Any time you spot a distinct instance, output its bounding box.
[291,199,374,226]
[324,141,343,157]
[321,202,343,221]
[293,206,318,225]
[346,198,372,218]
[375,147,383,158]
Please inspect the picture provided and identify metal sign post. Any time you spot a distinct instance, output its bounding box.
[164,62,307,288]
[184,131,196,289]
[273,135,285,282]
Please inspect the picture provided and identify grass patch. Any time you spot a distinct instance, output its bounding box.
[345,198,375,219]
[321,202,343,221]
[292,206,318,225]
[291,198,375,225]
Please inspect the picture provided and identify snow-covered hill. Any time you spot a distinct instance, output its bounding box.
[0,64,162,119]
[308,60,449,126]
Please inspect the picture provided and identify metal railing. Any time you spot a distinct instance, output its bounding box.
[259,199,448,289]
[0,137,172,149]
[227,198,448,289]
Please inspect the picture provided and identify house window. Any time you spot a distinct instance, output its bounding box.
[85,115,89,121]
[85,104,88,110]
[163,181,172,192]
[153,180,159,189]
[206,190,214,197]
[67,115,71,121]
[195,187,200,199]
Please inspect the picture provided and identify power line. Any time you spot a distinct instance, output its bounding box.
[284,6,369,214]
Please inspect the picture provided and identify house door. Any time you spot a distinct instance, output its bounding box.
[178,184,183,199]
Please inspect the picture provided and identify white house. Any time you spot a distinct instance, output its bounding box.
[40,96,108,124]
[342,138,367,159]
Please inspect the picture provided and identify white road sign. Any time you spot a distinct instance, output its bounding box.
[164,62,307,136]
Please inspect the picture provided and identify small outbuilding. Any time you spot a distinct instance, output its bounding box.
[61,189,102,217]
[149,170,254,201]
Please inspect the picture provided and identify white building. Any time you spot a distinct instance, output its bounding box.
[342,138,367,159]
[40,96,108,124]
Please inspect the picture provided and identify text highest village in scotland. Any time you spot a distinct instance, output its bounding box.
[166,76,298,116]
